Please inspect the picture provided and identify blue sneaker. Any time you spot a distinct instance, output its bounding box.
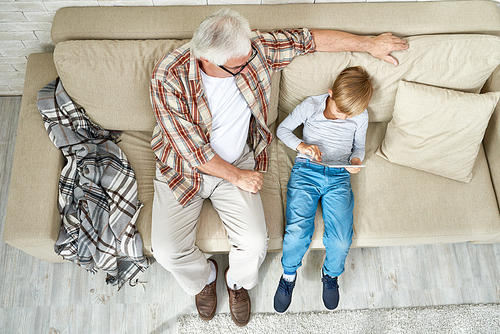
[273,275,296,313]
[322,271,339,310]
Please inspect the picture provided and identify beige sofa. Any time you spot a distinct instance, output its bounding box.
[5,1,500,263]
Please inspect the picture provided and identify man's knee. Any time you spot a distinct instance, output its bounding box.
[235,228,268,256]
[151,234,196,269]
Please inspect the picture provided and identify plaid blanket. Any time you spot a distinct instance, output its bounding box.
[37,78,149,288]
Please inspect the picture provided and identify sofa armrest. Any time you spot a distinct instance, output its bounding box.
[483,65,500,221]
[3,53,65,263]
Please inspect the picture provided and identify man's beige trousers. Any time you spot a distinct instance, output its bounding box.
[151,146,269,295]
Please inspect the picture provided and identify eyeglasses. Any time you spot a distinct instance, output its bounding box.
[218,46,258,76]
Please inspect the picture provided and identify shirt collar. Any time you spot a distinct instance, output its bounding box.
[188,44,201,82]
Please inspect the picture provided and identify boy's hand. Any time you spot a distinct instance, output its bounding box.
[346,157,362,174]
[297,142,323,162]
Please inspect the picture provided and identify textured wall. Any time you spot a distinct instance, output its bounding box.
[1,0,499,96]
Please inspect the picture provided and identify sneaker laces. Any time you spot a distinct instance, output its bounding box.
[322,275,339,291]
[278,277,295,296]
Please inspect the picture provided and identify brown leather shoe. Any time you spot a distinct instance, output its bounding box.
[195,259,218,321]
[225,267,251,327]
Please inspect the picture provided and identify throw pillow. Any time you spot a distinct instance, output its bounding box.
[376,81,500,182]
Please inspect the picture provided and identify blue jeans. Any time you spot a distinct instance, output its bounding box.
[281,158,354,278]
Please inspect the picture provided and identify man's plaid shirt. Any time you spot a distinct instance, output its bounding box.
[150,29,315,206]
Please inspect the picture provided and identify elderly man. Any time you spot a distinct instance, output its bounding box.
[150,8,407,326]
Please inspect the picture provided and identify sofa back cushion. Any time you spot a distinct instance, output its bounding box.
[279,34,500,123]
[54,40,189,131]
[54,39,281,132]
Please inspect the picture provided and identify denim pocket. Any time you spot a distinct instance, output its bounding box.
[291,161,306,173]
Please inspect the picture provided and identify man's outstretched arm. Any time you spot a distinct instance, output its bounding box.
[310,30,408,66]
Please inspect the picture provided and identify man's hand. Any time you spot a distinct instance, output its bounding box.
[233,169,263,193]
[346,157,362,174]
[297,142,323,162]
[196,153,263,193]
[368,33,408,66]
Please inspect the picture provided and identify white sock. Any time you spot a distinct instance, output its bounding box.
[226,269,243,290]
[206,261,216,285]
[283,272,296,282]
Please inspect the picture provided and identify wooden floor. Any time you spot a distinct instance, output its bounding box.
[1,96,500,333]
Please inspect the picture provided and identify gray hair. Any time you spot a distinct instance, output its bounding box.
[191,9,252,66]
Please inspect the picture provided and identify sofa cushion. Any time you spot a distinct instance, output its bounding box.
[277,121,500,248]
[54,39,189,131]
[279,34,500,123]
[376,81,500,182]
[53,39,280,132]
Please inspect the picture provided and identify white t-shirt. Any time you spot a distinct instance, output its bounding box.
[200,70,252,164]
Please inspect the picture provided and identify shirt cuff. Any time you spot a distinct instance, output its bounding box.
[303,28,316,52]
[350,152,365,163]
[184,144,217,168]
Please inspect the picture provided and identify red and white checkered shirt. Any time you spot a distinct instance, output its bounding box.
[150,28,315,206]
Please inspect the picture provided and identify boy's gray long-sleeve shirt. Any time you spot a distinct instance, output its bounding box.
[277,93,369,165]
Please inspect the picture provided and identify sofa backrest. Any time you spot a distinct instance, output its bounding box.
[50,2,500,131]
[51,2,500,44]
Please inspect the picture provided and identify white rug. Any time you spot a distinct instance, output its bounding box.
[178,304,500,334]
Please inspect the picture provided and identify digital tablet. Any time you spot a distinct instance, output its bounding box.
[311,161,366,168]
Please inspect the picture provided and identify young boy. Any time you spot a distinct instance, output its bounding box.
[274,66,372,313]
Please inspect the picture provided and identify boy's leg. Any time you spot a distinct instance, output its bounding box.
[321,169,354,278]
[320,168,354,310]
[281,163,322,276]
[275,162,322,313]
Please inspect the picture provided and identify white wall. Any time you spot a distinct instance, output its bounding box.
[1,0,499,96]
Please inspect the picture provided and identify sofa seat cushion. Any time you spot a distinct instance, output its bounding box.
[117,128,283,256]
[277,121,500,248]
[279,34,500,123]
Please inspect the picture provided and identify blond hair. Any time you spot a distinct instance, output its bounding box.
[331,66,373,117]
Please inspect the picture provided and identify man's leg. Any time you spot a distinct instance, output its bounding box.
[210,180,268,290]
[206,147,267,327]
[151,167,209,296]
[208,147,268,290]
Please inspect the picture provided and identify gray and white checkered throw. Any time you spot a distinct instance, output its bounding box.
[37,78,149,288]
